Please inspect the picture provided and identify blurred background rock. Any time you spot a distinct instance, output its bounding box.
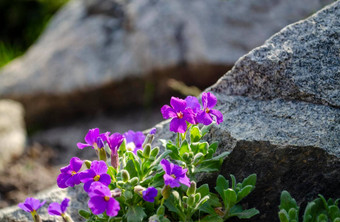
[0,0,334,209]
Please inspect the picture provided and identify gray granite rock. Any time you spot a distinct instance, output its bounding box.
[0,0,332,128]
[0,186,87,222]
[0,100,26,171]
[1,1,339,221]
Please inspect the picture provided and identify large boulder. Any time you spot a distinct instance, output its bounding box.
[0,1,339,221]
[0,0,333,128]
[0,100,26,171]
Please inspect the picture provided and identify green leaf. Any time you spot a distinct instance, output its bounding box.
[278,209,289,222]
[230,174,236,190]
[195,159,221,173]
[329,205,340,220]
[242,174,257,188]
[303,202,316,222]
[231,208,260,219]
[236,185,253,202]
[279,191,299,212]
[179,140,190,156]
[201,124,212,137]
[125,160,138,178]
[166,142,181,160]
[215,175,229,203]
[197,184,210,197]
[224,188,237,209]
[126,205,146,222]
[199,215,224,222]
[78,209,91,219]
[288,208,298,221]
[164,196,183,219]
[148,150,171,170]
[316,213,328,222]
[190,126,202,143]
[205,142,219,159]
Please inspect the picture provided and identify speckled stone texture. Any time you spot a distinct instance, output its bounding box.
[0,0,332,128]
[0,1,339,221]
[0,100,26,171]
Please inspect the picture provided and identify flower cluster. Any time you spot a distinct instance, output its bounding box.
[161,92,223,133]
[19,92,258,222]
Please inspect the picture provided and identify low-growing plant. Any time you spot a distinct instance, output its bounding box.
[278,190,340,222]
[18,92,259,222]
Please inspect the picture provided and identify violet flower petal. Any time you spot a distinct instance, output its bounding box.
[106,198,120,217]
[98,174,111,185]
[18,203,31,213]
[85,128,100,145]
[161,105,177,119]
[88,196,106,215]
[79,169,96,183]
[202,92,217,109]
[91,160,108,175]
[160,159,172,175]
[185,96,201,113]
[60,198,70,213]
[77,142,89,149]
[210,109,223,124]
[70,157,83,172]
[150,128,157,135]
[142,187,158,203]
[48,202,62,216]
[170,97,186,112]
[182,109,195,124]
[170,118,187,133]
[196,111,213,125]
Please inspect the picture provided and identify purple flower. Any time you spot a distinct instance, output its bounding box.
[106,133,124,154]
[185,96,201,114]
[150,128,157,135]
[105,132,124,169]
[161,97,195,133]
[124,130,145,154]
[77,128,107,150]
[160,159,190,188]
[48,198,70,216]
[196,92,223,125]
[142,187,158,203]
[88,182,120,217]
[57,157,83,188]
[18,197,46,213]
[79,160,111,192]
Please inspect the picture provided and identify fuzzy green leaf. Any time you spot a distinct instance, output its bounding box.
[126,205,146,222]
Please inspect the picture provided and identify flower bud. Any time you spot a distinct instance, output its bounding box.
[129,177,139,186]
[186,181,196,196]
[194,193,201,203]
[121,170,130,182]
[134,185,145,197]
[187,194,195,207]
[111,188,122,198]
[143,144,151,158]
[111,152,119,169]
[137,149,144,159]
[98,148,107,162]
[143,134,154,148]
[150,147,159,158]
[193,153,204,164]
[161,185,171,200]
[182,153,190,161]
[84,160,92,169]
[156,205,165,216]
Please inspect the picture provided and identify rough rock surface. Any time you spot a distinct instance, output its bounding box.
[0,1,339,221]
[0,0,332,128]
[0,100,26,171]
